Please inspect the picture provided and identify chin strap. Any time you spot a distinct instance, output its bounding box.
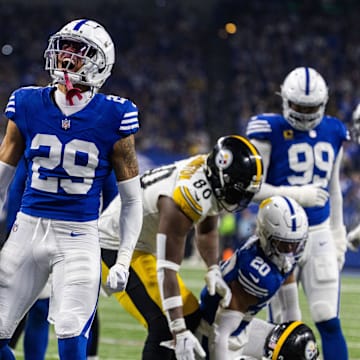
[63,72,83,105]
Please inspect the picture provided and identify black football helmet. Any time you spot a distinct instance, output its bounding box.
[263,321,319,360]
[205,135,263,212]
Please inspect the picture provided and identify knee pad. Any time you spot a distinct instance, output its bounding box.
[54,311,81,338]
[310,301,336,322]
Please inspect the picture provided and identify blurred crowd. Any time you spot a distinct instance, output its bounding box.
[1,0,360,231]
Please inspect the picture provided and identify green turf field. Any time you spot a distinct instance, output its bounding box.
[12,263,360,359]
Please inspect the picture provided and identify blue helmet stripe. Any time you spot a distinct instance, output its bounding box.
[305,67,310,95]
[73,19,88,31]
[283,196,296,231]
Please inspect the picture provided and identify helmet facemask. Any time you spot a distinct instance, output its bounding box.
[260,233,307,274]
[212,169,260,212]
[282,97,326,131]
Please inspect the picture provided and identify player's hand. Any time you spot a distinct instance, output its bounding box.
[175,330,206,360]
[347,223,360,252]
[205,264,232,308]
[106,263,129,292]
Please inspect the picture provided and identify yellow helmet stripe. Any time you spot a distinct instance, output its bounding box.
[272,321,304,360]
[231,135,263,183]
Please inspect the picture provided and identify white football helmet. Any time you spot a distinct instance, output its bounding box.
[281,67,328,131]
[256,196,308,273]
[44,19,115,89]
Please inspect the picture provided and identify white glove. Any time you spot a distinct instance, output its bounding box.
[106,263,129,292]
[280,184,329,208]
[332,225,347,270]
[175,330,206,360]
[205,265,232,308]
[347,223,360,252]
[160,330,206,359]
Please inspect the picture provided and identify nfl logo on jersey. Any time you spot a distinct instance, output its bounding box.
[62,118,71,130]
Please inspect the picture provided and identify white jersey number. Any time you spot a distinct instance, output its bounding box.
[30,134,99,194]
[250,256,271,277]
[287,141,334,187]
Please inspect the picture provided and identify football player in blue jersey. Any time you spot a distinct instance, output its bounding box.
[246,67,349,360]
[197,195,313,360]
[0,19,143,360]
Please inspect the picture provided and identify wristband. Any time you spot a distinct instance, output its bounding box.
[169,318,186,333]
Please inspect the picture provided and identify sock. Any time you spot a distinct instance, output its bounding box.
[316,318,348,360]
[0,339,15,360]
[58,335,87,360]
[24,298,50,360]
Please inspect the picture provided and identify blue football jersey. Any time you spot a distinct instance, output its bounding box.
[200,236,291,335]
[246,113,349,226]
[4,86,139,221]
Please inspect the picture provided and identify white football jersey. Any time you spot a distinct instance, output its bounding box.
[99,155,221,253]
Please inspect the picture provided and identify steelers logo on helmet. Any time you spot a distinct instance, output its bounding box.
[305,340,318,359]
[215,148,233,170]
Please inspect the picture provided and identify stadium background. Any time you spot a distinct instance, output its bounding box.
[1,0,360,265]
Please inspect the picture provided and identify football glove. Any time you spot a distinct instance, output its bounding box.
[205,264,232,308]
[160,330,206,360]
[106,263,129,292]
[175,330,206,360]
[347,223,360,252]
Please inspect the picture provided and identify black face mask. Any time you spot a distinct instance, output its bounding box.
[216,186,254,212]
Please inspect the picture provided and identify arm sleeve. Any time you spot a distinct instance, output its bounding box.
[210,308,244,360]
[0,161,16,212]
[116,176,143,269]
[277,282,301,321]
[329,147,344,229]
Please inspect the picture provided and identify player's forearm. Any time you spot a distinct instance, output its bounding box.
[116,176,143,268]
[252,183,283,202]
[196,229,220,267]
[329,147,344,229]
[0,161,16,213]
